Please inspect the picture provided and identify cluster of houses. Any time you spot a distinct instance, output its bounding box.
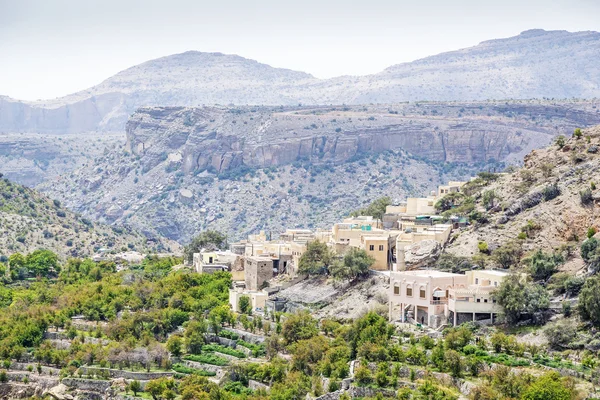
[192,179,509,328]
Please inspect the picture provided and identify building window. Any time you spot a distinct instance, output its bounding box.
[394,286,399,295]
[369,245,374,251]
[484,299,488,303]
[419,289,426,299]
[476,298,481,303]
[475,278,479,284]
[378,245,384,251]
[494,281,498,287]
[406,287,413,297]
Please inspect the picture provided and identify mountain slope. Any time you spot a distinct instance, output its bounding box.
[445,125,600,273]
[1,29,600,133]
[0,175,178,259]
[38,100,600,242]
[345,29,600,103]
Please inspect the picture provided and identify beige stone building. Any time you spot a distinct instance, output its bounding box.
[437,181,468,196]
[229,285,268,313]
[245,256,274,291]
[389,269,510,328]
[447,269,509,325]
[389,270,468,327]
[192,250,244,280]
[361,235,390,271]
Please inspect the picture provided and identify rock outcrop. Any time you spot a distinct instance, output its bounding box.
[125,102,600,175]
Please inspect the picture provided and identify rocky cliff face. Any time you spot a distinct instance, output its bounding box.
[37,101,600,243]
[125,102,600,175]
[2,30,600,133]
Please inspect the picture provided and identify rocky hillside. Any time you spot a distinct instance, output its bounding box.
[0,176,178,259]
[38,101,600,243]
[0,132,124,187]
[446,125,600,274]
[1,29,600,133]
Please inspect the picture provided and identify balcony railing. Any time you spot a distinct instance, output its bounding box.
[430,300,448,305]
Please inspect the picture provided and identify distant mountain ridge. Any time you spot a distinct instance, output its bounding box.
[1,29,600,133]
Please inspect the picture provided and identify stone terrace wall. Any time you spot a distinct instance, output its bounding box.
[78,366,174,380]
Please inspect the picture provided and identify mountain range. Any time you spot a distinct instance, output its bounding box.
[1,29,600,134]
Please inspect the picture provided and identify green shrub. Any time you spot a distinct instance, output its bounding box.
[183,354,229,366]
[202,344,246,358]
[477,241,489,254]
[542,184,560,201]
[581,189,594,205]
[171,363,216,376]
[237,340,266,357]
[218,330,239,340]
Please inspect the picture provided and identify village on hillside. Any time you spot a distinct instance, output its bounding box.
[191,179,509,330]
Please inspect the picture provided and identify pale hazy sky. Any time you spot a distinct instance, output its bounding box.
[1,0,599,101]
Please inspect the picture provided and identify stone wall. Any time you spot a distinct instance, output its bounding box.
[78,366,174,380]
[226,328,266,344]
[61,378,112,392]
[181,360,224,374]
[248,379,270,391]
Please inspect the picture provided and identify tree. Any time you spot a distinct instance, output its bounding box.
[444,350,464,378]
[581,237,600,271]
[166,335,182,357]
[329,248,374,281]
[183,230,226,263]
[375,362,390,387]
[25,250,59,277]
[281,311,318,345]
[128,380,142,396]
[482,190,501,210]
[494,274,549,325]
[435,192,466,212]
[578,276,600,326]
[436,253,472,273]
[521,372,572,400]
[544,320,577,350]
[239,296,251,315]
[184,320,207,354]
[8,253,25,270]
[492,241,522,269]
[528,250,563,281]
[430,342,445,370]
[574,128,582,139]
[298,241,334,275]
[444,326,472,351]
[555,135,566,149]
[354,364,372,386]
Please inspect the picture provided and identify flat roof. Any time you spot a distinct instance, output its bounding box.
[362,235,389,241]
[392,270,463,278]
[475,269,510,276]
[245,256,274,262]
